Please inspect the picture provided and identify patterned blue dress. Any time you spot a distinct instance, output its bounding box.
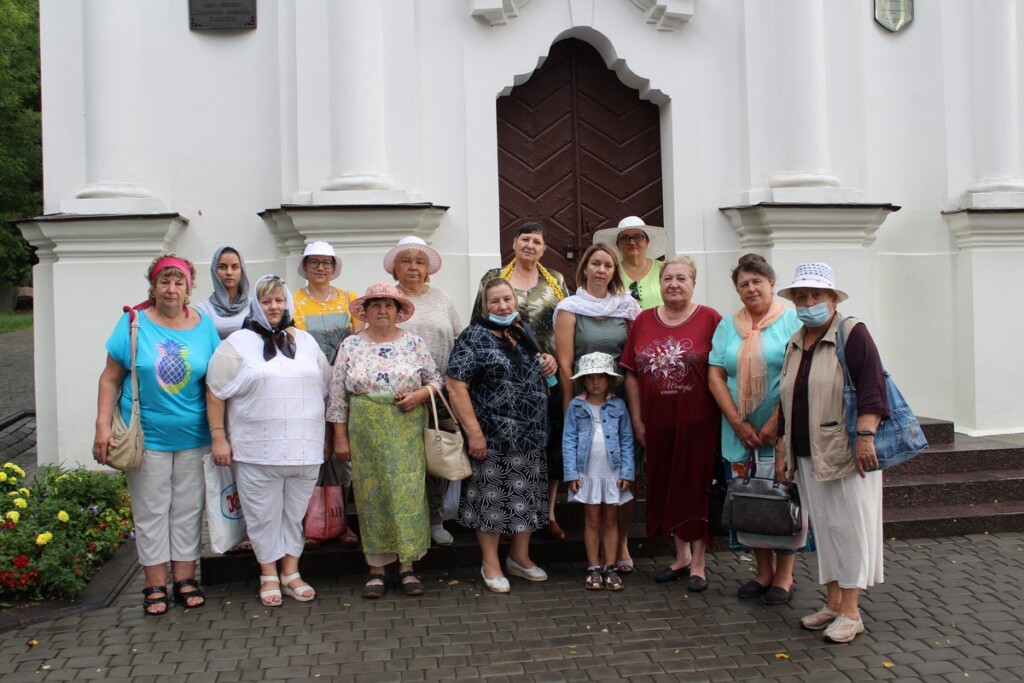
[447,323,549,533]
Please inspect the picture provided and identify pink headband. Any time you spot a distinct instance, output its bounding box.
[150,257,192,289]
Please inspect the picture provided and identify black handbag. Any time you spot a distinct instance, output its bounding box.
[721,449,801,536]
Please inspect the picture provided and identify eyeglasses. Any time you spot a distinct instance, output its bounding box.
[305,259,335,270]
[617,233,649,245]
[629,281,641,302]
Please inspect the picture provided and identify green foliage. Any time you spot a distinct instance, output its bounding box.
[0,0,40,285]
[0,313,31,335]
[0,464,134,601]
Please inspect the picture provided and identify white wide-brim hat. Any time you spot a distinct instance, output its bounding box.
[570,351,623,380]
[298,241,342,280]
[349,282,416,323]
[383,236,442,275]
[591,216,670,260]
[777,262,849,303]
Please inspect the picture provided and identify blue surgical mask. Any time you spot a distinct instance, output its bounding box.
[488,311,520,327]
[796,302,833,327]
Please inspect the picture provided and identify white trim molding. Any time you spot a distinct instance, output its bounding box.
[631,0,694,31]
[471,0,531,27]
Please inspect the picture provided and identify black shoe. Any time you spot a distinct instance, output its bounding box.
[762,585,794,606]
[687,575,708,592]
[737,579,769,599]
[653,565,691,583]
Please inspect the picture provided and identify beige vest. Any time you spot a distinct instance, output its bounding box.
[779,313,858,482]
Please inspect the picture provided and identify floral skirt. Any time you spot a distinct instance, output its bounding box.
[348,394,429,565]
[459,447,548,534]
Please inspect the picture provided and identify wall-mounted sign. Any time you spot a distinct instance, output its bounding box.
[189,0,256,31]
[875,0,913,33]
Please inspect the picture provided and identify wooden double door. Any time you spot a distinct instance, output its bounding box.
[497,38,664,286]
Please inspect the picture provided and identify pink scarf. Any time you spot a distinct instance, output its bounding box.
[734,297,786,417]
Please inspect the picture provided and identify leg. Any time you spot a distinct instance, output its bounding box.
[257,560,282,606]
[616,494,635,572]
[673,533,693,570]
[544,480,565,539]
[141,564,170,615]
[477,530,503,579]
[837,585,860,620]
[599,504,619,568]
[363,563,386,599]
[507,531,537,569]
[398,561,424,596]
[278,465,318,600]
[168,448,206,608]
[822,584,866,643]
[771,553,796,591]
[685,539,709,592]
[582,504,602,568]
[753,548,775,585]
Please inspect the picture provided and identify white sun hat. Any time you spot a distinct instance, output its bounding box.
[776,262,849,303]
[570,351,623,380]
[383,236,442,275]
[591,216,670,260]
[298,241,342,280]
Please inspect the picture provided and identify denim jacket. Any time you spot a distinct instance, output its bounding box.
[562,395,635,482]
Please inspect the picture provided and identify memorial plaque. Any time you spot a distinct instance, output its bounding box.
[875,0,913,33]
[189,0,257,31]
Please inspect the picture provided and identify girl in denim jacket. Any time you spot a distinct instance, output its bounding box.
[563,352,635,590]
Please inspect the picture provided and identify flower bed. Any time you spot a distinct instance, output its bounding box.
[0,463,133,601]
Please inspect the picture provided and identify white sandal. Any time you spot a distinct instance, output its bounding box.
[280,572,316,602]
[258,575,282,607]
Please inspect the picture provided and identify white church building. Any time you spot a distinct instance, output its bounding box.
[18,0,1024,468]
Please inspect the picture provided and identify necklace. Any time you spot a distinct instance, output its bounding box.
[305,286,335,304]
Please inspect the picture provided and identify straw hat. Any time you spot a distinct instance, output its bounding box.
[570,352,622,380]
[349,282,416,323]
[591,216,670,260]
[383,236,442,275]
[297,241,342,280]
[776,262,849,303]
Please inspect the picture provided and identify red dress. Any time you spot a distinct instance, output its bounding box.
[620,305,722,543]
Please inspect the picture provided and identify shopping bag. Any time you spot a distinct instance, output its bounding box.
[303,460,348,542]
[203,453,247,554]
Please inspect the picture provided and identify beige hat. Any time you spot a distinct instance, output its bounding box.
[777,262,849,303]
[570,352,622,380]
[383,236,442,275]
[298,241,342,280]
[591,216,670,260]
[349,282,416,323]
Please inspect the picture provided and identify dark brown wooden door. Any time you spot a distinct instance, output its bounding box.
[496,38,664,286]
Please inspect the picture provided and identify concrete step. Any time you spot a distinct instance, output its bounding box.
[884,435,1024,476]
[884,501,1024,538]
[918,416,954,445]
[883,468,1024,508]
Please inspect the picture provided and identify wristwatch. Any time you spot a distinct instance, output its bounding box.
[856,429,876,437]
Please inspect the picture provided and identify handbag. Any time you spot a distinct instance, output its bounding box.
[424,387,472,481]
[836,318,928,471]
[203,453,248,553]
[303,460,348,542]
[735,458,809,550]
[721,449,801,536]
[106,307,145,471]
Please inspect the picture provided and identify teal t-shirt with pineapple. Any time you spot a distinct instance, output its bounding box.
[106,308,220,452]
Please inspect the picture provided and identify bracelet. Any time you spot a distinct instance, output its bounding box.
[210,427,225,432]
[855,429,875,437]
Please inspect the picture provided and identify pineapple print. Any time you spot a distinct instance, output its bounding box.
[156,339,192,394]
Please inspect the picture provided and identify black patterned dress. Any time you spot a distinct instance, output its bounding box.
[447,323,549,533]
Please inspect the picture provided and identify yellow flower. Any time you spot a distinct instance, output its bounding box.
[5,510,19,523]
[13,498,27,509]
[18,487,30,497]
[6,491,16,497]
[3,463,25,477]
[56,474,69,481]
[0,472,7,483]
[8,478,17,486]
[57,510,70,523]
[35,532,53,546]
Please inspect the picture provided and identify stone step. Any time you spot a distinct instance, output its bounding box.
[884,501,1024,538]
[883,468,1024,508]
[918,417,954,445]
[884,435,1024,476]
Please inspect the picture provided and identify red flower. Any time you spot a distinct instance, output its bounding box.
[12,555,29,569]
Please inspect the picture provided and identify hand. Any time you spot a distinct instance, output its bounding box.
[855,436,878,477]
[212,439,233,467]
[92,425,114,466]
[633,420,646,449]
[334,438,352,461]
[395,388,426,413]
[757,415,779,447]
[732,419,762,450]
[618,479,630,492]
[539,354,558,378]
[567,480,580,493]
[467,433,487,460]
[776,458,793,484]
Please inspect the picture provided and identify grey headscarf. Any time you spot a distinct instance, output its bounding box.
[244,275,297,361]
[207,246,250,317]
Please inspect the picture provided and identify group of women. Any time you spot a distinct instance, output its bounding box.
[92,219,888,644]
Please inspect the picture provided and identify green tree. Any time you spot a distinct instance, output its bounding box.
[0,0,40,286]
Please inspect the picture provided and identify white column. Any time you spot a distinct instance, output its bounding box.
[61,0,165,214]
[961,0,1024,208]
[319,0,393,192]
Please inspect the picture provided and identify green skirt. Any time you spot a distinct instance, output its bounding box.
[349,393,429,565]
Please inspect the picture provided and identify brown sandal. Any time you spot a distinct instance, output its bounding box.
[363,573,386,599]
[398,571,424,596]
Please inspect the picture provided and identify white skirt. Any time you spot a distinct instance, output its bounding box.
[798,465,884,589]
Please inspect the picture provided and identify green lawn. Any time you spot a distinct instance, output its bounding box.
[0,312,32,335]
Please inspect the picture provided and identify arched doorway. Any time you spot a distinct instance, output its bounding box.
[496,38,664,286]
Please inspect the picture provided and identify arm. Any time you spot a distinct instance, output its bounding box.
[93,354,128,465]
[332,422,351,461]
[554,310,576,411]
[624,369,645,448]
[707,365,762,449]
[395,338,442,412]
[561,402,580,484]
[845,322,889,476]
[446,378,487,460]
[618,399,635,484]
[206,390,232,466]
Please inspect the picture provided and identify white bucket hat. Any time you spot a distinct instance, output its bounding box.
[298,241,342,280]
[383,236,442,275]
[777,262,849,303]
[591,216,670,260]
[570,351,623,380]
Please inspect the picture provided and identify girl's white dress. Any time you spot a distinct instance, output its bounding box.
[567,403,633,506]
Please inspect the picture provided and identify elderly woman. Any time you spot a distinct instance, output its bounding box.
[385,236,464,546]
[554,242,641,573]
[93,254,220,615]
[206,276,332,606]
[592,216,670,310]
[475,222,568,540]
[620,256,722,592]
[327,283,442,599]
[448,278,558,593]
[776,263,888,644]
[708,254,804,605]
[196,246,251,339]
[293,240,362,546]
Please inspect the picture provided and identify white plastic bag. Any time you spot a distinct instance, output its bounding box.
[203,453,248,554]
[440,479,462,521]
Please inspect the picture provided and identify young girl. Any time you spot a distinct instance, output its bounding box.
[563,352,635,590]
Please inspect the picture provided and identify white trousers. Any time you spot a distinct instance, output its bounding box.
[126,447,206,567]
[235,462,319,566]
[798,466,884,590]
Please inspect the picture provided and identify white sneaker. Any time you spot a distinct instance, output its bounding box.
[823,615,865,643]
[505,556,548,582]
[430,525,454,546]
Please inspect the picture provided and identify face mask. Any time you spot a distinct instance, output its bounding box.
[796,302,832,327]
[488,311,519,327]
